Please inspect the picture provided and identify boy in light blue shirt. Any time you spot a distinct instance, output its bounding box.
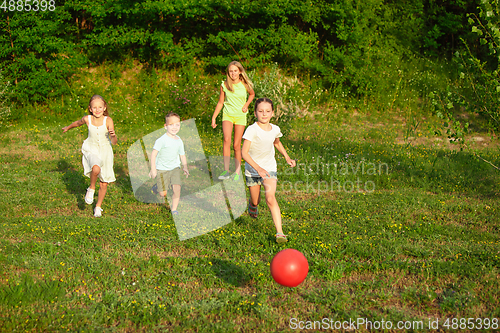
[149,112,189,215]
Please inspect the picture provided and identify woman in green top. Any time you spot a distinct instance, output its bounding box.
[212,61,255,181]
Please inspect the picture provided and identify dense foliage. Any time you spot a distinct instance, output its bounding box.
[1,0,480,105]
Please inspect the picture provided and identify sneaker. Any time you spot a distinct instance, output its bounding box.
[232,173,240,182]
[94,206,103,217]
[172,210,179,215]
[152,183,158,194]
[218,170,231,180]
[276,233,288,243]
[85,188,95,205]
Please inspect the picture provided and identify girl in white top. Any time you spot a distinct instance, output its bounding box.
[242,98,296,243]
[62,95,118,217]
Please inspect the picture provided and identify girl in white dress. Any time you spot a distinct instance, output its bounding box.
[62,95,118,217]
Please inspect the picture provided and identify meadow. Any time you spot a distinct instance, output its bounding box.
[0,63,499,332]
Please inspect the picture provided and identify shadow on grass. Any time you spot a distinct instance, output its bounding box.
[161,256,251,287]
[55,159,87,210]
[209,258,251,287]
[114,163,133,194]
[56,159,135,211]
[285,137,500,198]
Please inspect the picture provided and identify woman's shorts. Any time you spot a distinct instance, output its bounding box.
[156,167,182,192]
[222,112,247,126]
[245,171,277,187]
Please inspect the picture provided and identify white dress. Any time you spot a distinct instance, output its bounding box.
[82,115,116,183]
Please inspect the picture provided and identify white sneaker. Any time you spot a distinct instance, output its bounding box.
[85,188,95,205]
[94,206,103,217]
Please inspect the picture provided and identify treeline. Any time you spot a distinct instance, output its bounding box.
[0,0,480,104]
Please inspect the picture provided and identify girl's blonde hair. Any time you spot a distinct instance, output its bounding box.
[224,61,254,93]
[88,94,109,116]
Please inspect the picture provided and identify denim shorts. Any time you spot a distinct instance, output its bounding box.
[245,171,277,186]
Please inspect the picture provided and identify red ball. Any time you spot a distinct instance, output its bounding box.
[270,249,309,287]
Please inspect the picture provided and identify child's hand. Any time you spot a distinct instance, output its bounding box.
[211,118,217,129]
[242,106,248,113]
[183,167,190,178]
[257,168,271,179]
[149,169,157,179]
[62,126,68,133]
[108,129,116,137]
[287,158,296,168]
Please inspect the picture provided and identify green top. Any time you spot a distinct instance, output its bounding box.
[222,81,247,117]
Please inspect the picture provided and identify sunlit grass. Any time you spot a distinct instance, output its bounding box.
[1,65,499,331]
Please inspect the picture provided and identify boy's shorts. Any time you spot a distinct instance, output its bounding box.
[156,167,182,192]
[245,171,277,187]
[222,112,247,126]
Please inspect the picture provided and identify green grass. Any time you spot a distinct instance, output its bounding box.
[1,65,500,332]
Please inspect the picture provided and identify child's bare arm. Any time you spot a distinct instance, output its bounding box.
[149,150,159,178]
[274,138,296,167]
[242,86,255,113]
[242,140,270,178]
[180,154,189,177]
[212,86,225,128]
[62,116,86,133]
[106,117,118,145]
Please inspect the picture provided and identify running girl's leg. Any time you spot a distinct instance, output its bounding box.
[90,165,100,190]
[222,121,233,172]
[233,124,245,174]
[171,185,181,211]
[263,178,283,234]
[248,183,261,218]
[96,181,108,207]
[248,184,261,207]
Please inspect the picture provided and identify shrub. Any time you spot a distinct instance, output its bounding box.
[0,70,11,130]
[248,64,324,132]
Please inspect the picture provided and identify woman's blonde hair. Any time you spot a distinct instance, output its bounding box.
[224,61,254,93]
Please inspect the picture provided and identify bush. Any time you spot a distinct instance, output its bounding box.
[0,70,11,130]
[248,64,324,133]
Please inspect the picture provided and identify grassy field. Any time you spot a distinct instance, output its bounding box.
[1,65,500,332]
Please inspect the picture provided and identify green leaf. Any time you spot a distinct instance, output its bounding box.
[472,26,483,36]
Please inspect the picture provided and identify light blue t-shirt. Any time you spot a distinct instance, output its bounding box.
[153,133,185,171]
